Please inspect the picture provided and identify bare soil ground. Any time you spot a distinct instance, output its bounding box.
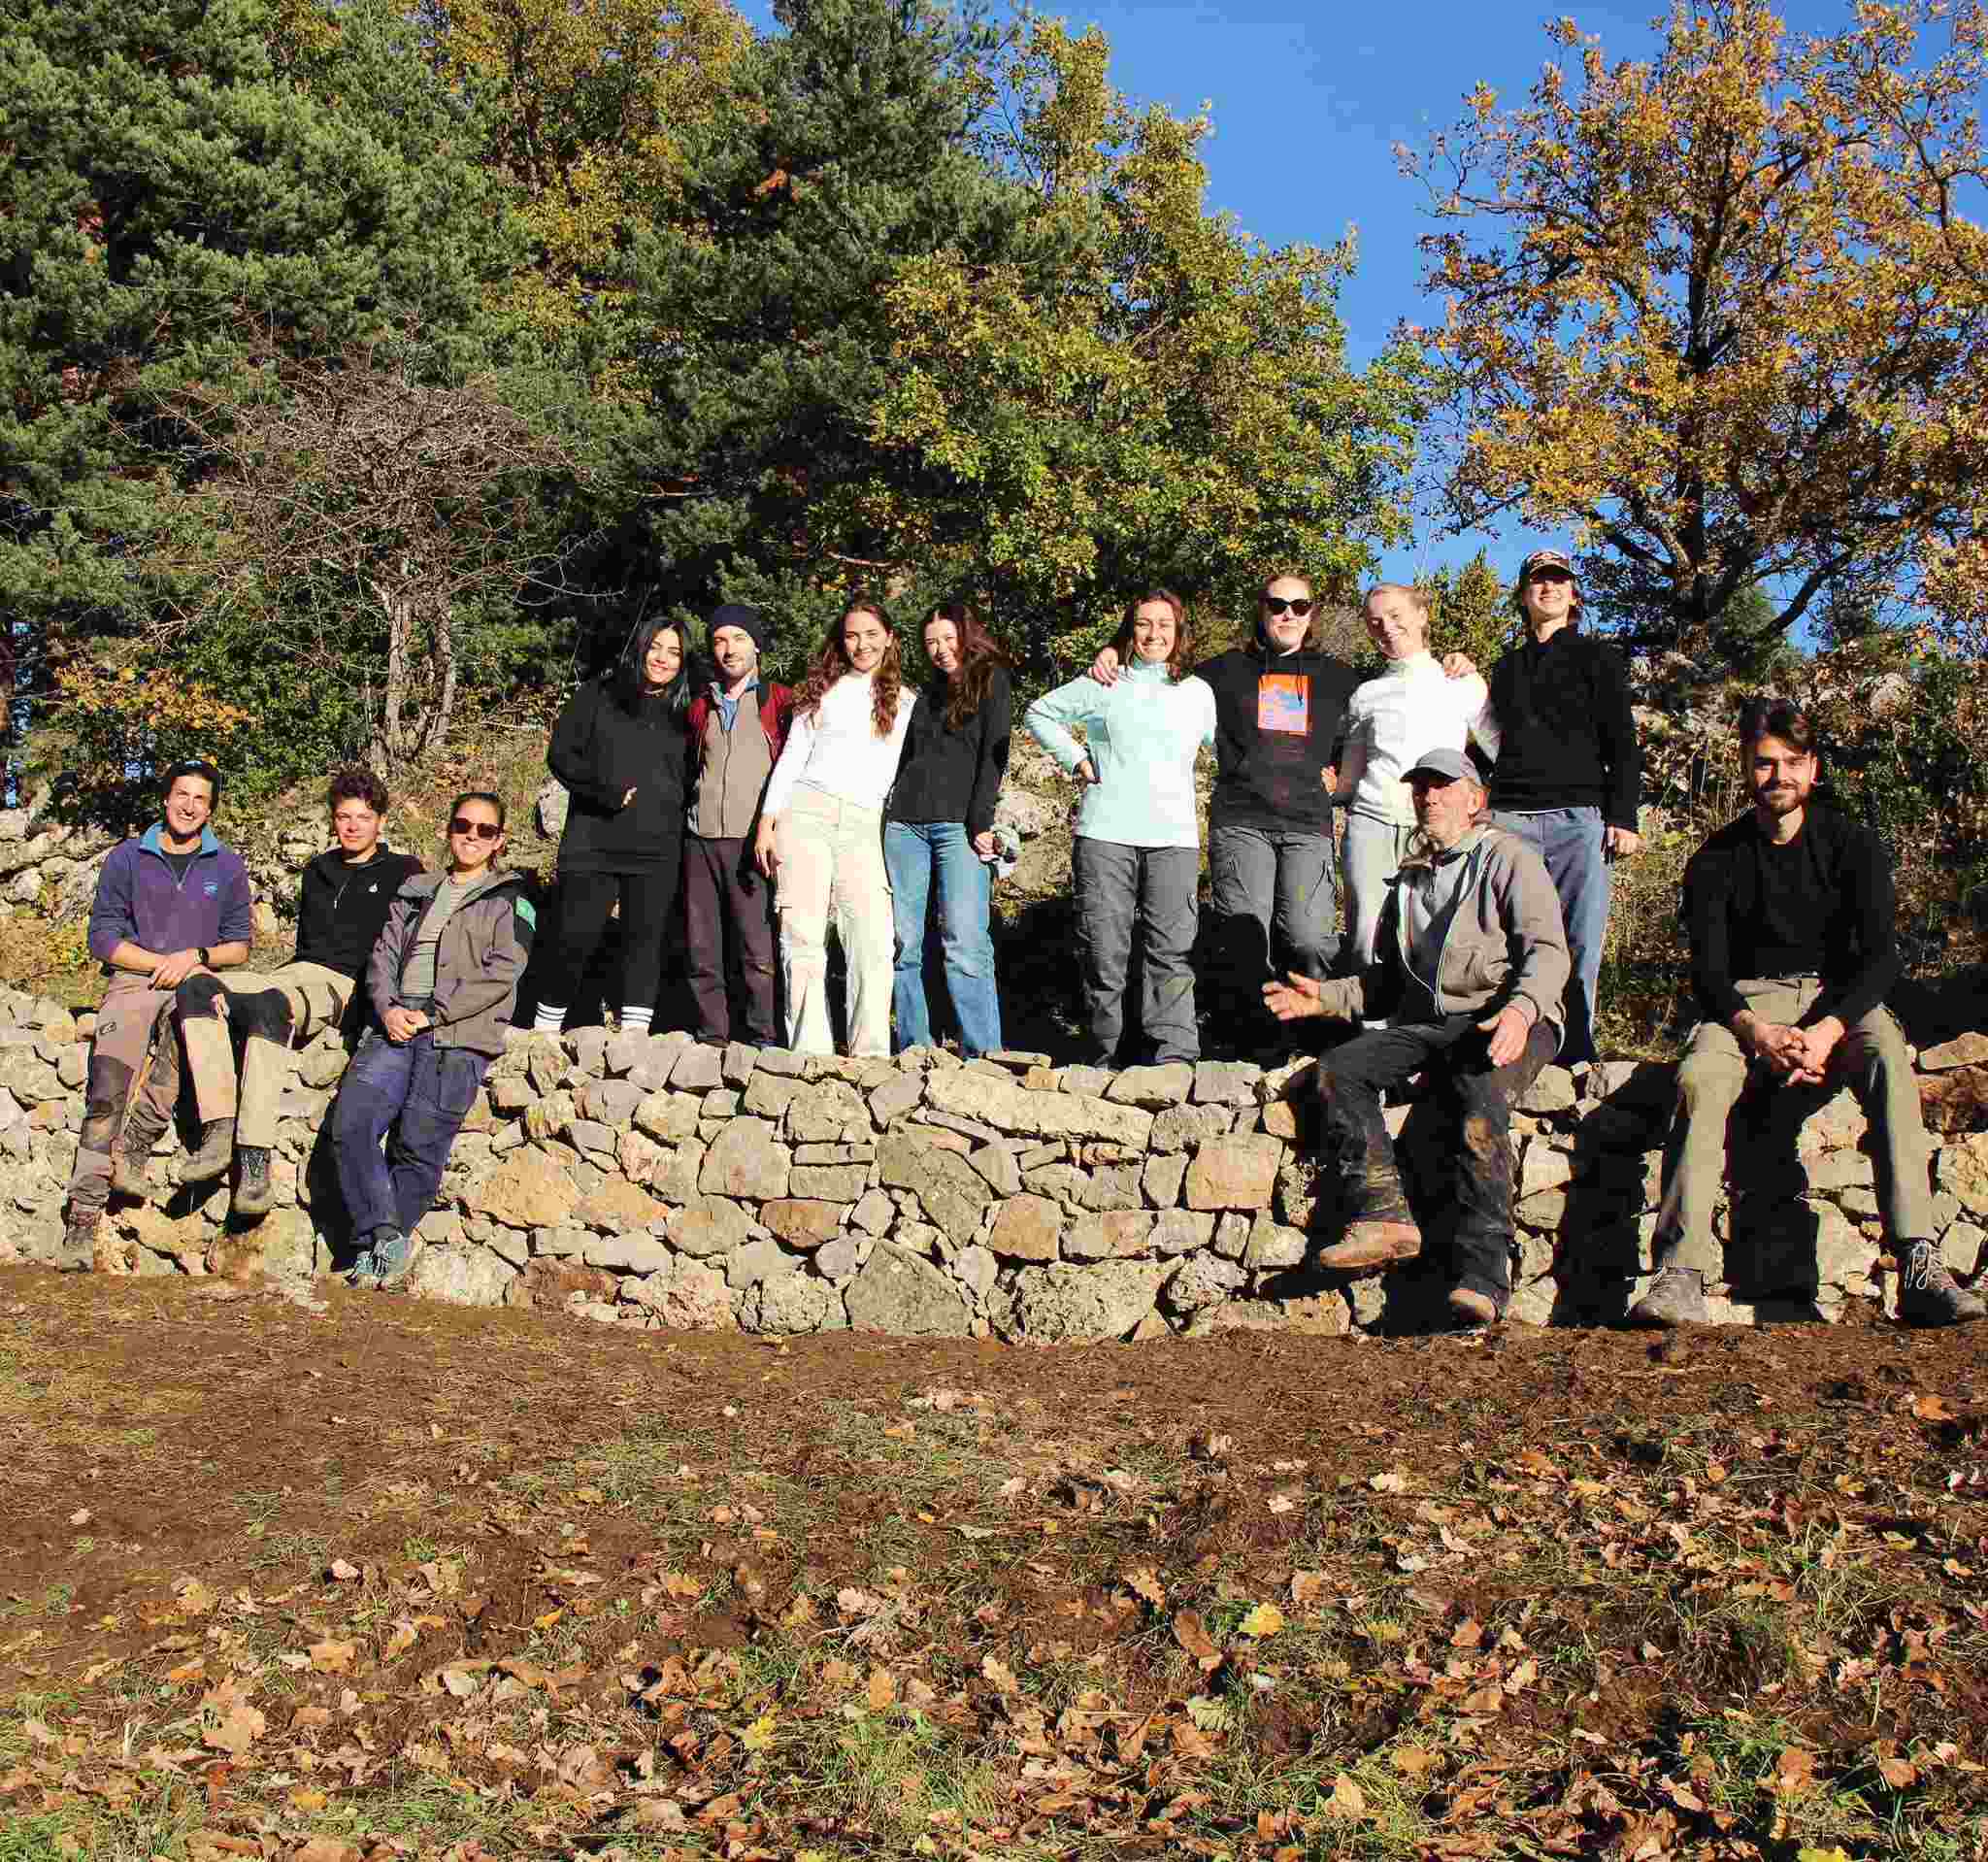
[3,1267,1987,1862]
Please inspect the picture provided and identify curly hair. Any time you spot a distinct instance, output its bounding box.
[794,595,903,738]
[926,598,1015,732]
[1109,589,1194,682]
[326,763,388,815]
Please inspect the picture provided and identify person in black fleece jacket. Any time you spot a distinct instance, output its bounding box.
[1631,697,1980,1329]
[1479,549,1642,1068]
[884,600,1012,1055]
[536,617,695,1035]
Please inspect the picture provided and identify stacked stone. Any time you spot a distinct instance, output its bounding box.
[0,804,116,922]
[4,980,1987,1336]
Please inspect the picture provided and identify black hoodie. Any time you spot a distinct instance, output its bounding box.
[293,845,426,981]
[1195,629,1357,834]
[548,677,694,872]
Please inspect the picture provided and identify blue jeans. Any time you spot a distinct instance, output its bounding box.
[331,1027,490,1239]
[883,821,1002,1056]
[1490,806,1609,1065]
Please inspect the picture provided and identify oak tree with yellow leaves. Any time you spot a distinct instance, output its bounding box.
[1404,0,1988,658]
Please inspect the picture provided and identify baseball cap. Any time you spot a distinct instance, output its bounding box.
[1518,548,1576,582]
[1405,748,1478,784]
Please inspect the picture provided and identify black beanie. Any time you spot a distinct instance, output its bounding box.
[708,602,769,656]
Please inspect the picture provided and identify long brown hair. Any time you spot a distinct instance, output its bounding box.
[927,599,1015,732]
[794,595,904,738]
[1109,589,1194,682]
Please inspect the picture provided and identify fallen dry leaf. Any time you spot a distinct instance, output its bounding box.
[980,1655,1019,1695]
[1327,1773,1368,1818]
[197,1679,265,1755]
[308,1640,355,1675]
[1239,1602,1285,1639]
[1173,1610,1221,1666]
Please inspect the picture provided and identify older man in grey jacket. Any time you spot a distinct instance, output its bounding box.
[1266,748,1570,1324]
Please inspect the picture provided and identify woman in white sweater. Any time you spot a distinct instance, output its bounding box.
[1331,582,1499,965]
[755,598,917,1054]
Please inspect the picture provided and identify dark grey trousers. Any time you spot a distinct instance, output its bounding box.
[1072,838,1199,1064]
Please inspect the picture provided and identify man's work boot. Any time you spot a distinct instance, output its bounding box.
[1448,1284,1506,1326]
[234,1147,275,1218]
[110,1133,153,1200]
[180,1117,236,1186]
[57,1210,99,1272]
[1898,1242,1986,1328]
[1312,1218,1422,1275]
[1628,1265,1708,1328]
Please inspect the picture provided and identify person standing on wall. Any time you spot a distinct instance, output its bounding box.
[335,792,534,1290]
[533,617,695,1037]
[1476,549,1642,1070]
[1086,572,1355,1059]
[885,598,1013,1058]
[1330,582,1497,967]
[1028,591,1216,1066]
[755,597,917,1057]
[683,603,793,1048]
[58,760,252,1267]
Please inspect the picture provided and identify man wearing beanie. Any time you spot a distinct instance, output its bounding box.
[683,603,795,1046]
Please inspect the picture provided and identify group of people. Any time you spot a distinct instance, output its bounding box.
[52,549,1983,1332]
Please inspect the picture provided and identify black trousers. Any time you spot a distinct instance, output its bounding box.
[545,855,680,1016]
[1312,1011,1557,1298]
[683,834,779,1045]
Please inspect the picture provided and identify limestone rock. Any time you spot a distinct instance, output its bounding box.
[923,1066,1153,1147]
[469,1147,579,1229]
[845,1242,972,1336]
[868,1075,924,1125]
[1191,1060,1259,1106]
[1164,1251,1246,1311]
[1107,1062,1193,1108]
[1007,1260,1167,1343]
[791,1163,869,1203]
[668,1197,753,1258]
[1516,1067,1577,1114]
[1921,1032,1988,1072]
[762,1199,845,1247]
[986,1195,1062,1262]
[1151,1210,1215,1256]
[726,1237,800,1290]
[743,1071,800,1118]
[1143,1153,1187,1209]
[627,1255,731,1329]
[700,1118,790,1200]
[1149,1104,1234,1154]
[671,1044,725,1091]
[584,1233,673,1273]
[1242,1214,1309,1270]
[1183,1135,1282,1210]
[744,1273,846,1335]
[878,1129,992,1244]
[1185,1292,1350,1337]
[578,1079,646,1128]
[966,1144,1022,1199]
[1212,1212,1251,1260]
[1064,1211,1155,1260]
[575,1178,668,1232]
[849,1189,895,1237]
[635,1090,701,1145]
[952,1244,998,1299]
[1938,1133,1988,1216]
[788,1080,869,1144]
[408,1246,517,1307]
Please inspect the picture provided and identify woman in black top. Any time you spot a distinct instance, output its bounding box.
[534,618,695,1035]
[883,599,1012,1055]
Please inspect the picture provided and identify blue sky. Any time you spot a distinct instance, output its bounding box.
[739,1,1858,588]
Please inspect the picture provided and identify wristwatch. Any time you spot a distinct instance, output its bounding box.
[197,946,211,968]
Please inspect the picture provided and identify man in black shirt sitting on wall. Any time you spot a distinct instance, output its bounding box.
[1632,698,1981,1328]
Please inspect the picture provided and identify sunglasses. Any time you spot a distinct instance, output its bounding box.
[1262,596,1314,617]
[449,816,502,841]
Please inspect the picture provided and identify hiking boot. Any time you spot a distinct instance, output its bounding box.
[232,1147,275,1218]
[1448,1284,1507,1326]
[1312,1218,1422,1274]
[371,1227,417,1292]
[110,1134,153,1200]
[57,1210,99,1272]
[1628,1265,1708,1328]
[180,1116,236,1185]
[1898,1242,1987,1328]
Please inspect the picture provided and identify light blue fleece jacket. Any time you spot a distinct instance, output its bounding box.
[1024,658,1216,849]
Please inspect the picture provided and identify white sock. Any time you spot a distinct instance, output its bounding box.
[620,1006,653,1035]
[533,1003,566,1034]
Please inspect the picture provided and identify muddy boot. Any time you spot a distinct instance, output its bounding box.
[57,1210,100,1272]
[1312,1218,1422,1274]
[110,1132,153,1200]
[180,1116,236,1186]
[1898,1242,1987,1328]
[233,1147,275,1218]
[1629,1265,1708,1328]
[1447,1284,1506,1326]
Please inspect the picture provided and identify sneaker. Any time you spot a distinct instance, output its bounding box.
[1447,1284,1507,1326]
[345,1243,381,1289]
[181,1116,237,1185]
[1898,1242,1987,1328]
[57,1210,100,1272]
[1628,1265,1708,1328]
[371,1227,417,1291]
[1312,1218,1422,1274]
[233,1147,275,1217]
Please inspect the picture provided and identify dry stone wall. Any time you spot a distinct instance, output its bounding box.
[5,986,1988,1335]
